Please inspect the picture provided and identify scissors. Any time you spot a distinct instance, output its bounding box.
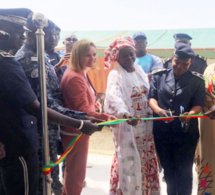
[180,106,184,115]
[180,106,184,127]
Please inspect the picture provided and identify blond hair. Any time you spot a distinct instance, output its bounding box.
[69,39,97,72]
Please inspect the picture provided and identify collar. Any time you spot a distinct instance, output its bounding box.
[166,69,191,91]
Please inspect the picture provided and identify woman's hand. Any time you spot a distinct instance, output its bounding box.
[157,109,174,123]
[157,109,169,117]
[180,112,191,123]
[149,98,173,121]
[107,115,117,121]
[95,101,102,113]
[104,115,118,127]
[123,113,138,126]
[205,106,215,119]
[0,142,6,160]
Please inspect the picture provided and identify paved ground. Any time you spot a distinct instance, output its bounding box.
[81,153,198,195]
[58,127,198,195]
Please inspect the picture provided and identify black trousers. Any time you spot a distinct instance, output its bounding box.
[0,152,39,195]
[154,131,199,195]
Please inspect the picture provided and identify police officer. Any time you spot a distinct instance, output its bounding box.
[0,8,102,195]
[46,23,61,66]
[0,29,10,195]
[16,18,63,194]
[44,21,64,193]
[163,33,207,74]
[149,42,205,195]
[0,8,40,195]
[15,15,98,195]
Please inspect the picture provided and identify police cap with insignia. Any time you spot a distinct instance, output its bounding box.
[173,33,192,41]
[133,32,147,40]
[0,8,32,30]
[173,42,195,59]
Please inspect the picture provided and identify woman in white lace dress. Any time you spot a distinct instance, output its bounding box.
[104,36,160,195]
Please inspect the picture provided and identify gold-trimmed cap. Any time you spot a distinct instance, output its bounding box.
[0,8,32,30]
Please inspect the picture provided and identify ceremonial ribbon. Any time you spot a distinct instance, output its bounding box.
[42,133,84,175]
[96,113,209,126]
[42,113,208,174]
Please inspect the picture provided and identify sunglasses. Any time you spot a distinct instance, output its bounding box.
[66,38,78,42]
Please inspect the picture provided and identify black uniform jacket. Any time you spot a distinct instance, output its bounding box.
[149,68,205,141]
[0,53,38,165]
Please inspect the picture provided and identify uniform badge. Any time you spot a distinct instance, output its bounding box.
[31,68,39,78]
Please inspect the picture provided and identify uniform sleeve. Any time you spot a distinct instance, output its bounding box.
[104,70,130,118]
[62,76,109,120]
[191,79,205,108]
[42,62,86,119]
[148,74,158,100]
[150,54,163,71]
[3,62,37,107]
[19,57,86,120]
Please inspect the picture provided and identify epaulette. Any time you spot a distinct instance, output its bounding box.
[152,68,167,74]
[196,54,207,61]
[0,50,14,58]
[162,58,171,64]
[191,71,205,80]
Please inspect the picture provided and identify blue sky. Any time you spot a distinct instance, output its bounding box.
[2,0,215,30]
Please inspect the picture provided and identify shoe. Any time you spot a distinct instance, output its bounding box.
[52,180,63,195]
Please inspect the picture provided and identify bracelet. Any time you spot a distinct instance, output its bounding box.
[77,120,84,130]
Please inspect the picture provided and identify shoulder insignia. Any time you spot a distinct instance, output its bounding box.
[152,68,167,74]
[191,71,205,80]
[162,58,171,64]
[196,54,207,61]
[31,68,39,78]
[0,50,14,58]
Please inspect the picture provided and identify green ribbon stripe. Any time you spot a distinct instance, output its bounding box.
[97,113,205,126]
